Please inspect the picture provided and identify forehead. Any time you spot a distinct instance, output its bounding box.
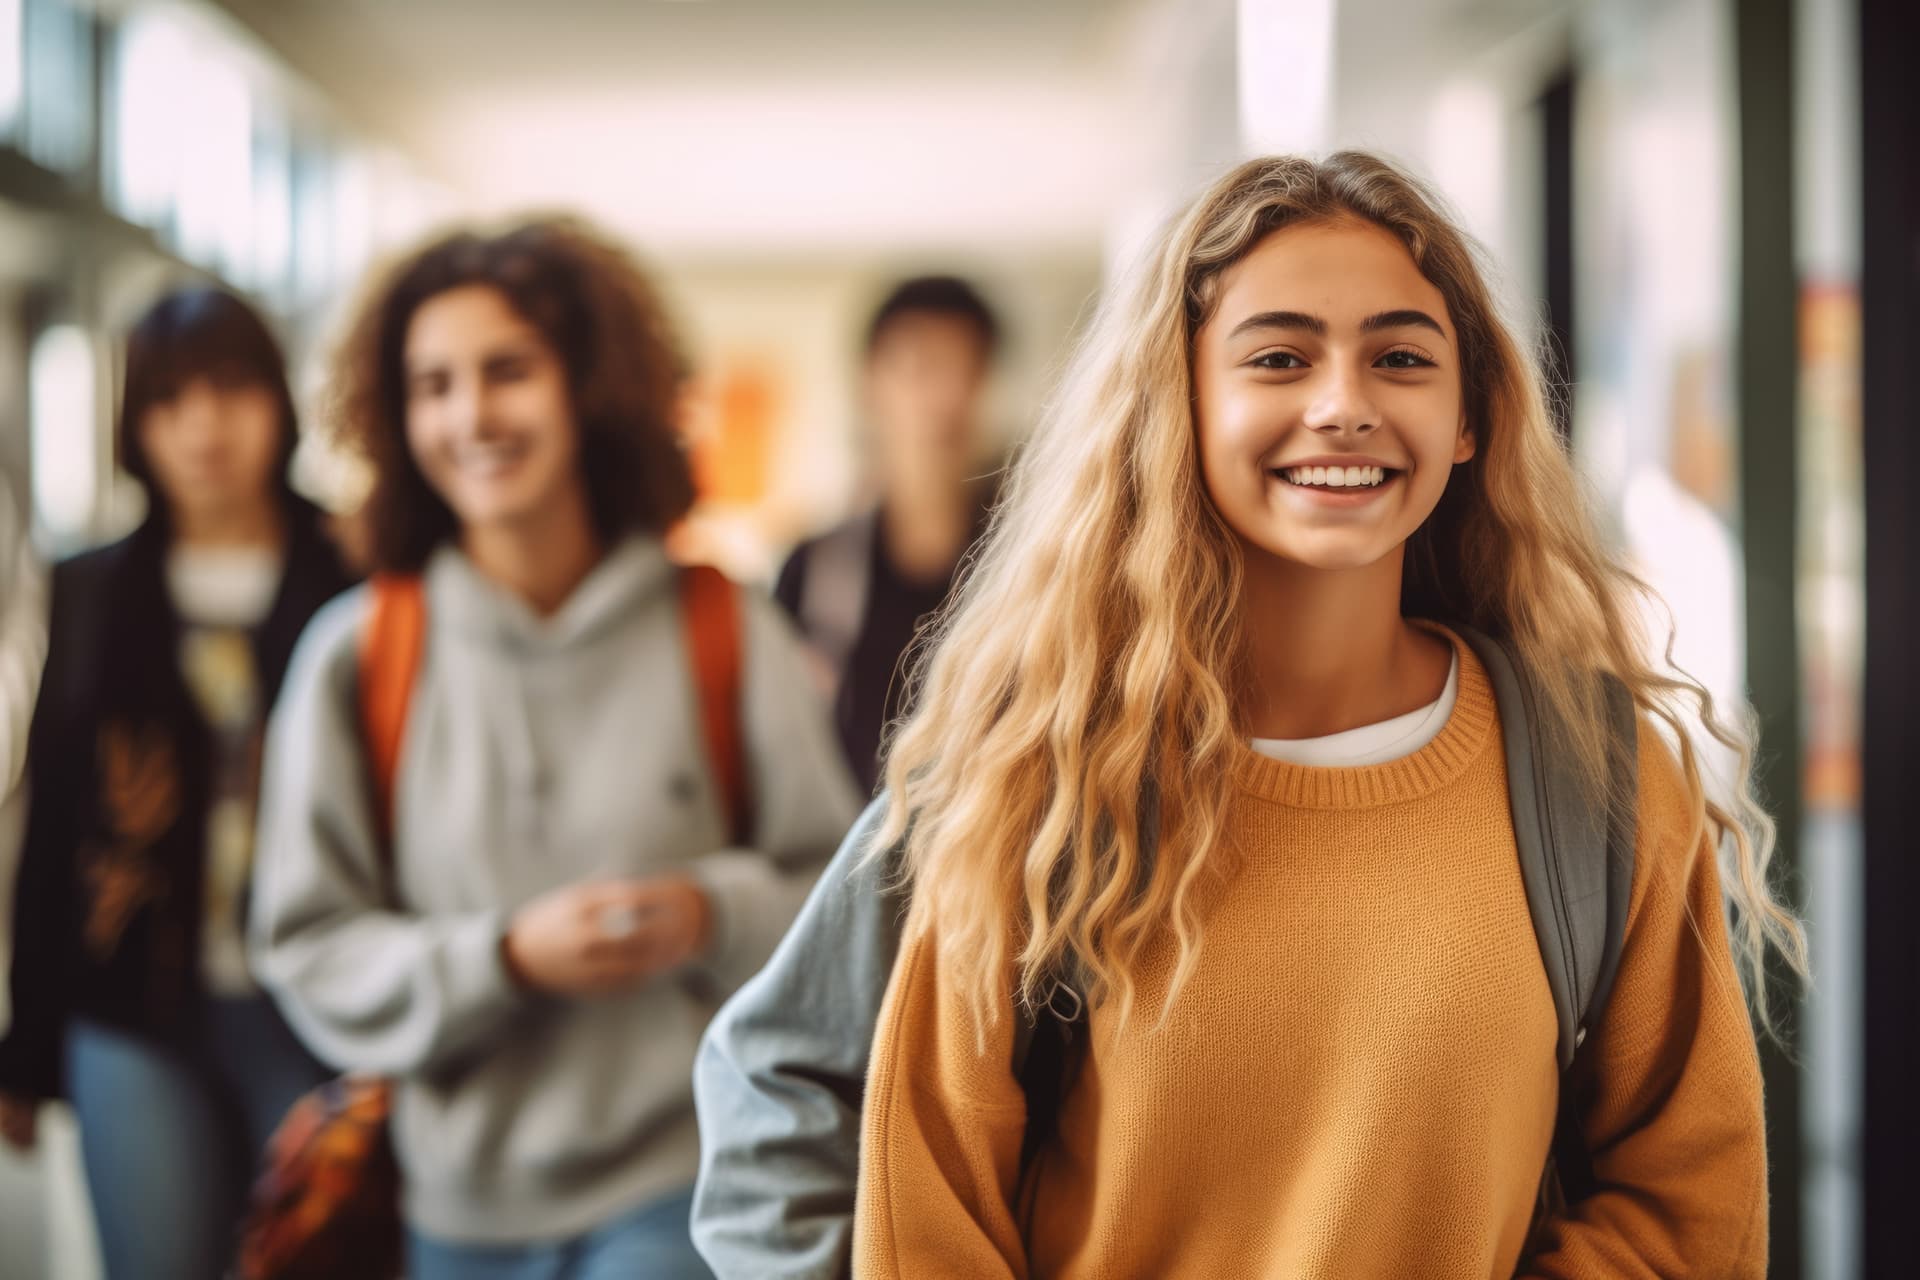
[869,311,989,362]
[141,358,274,399]
[405,284,543,361]
[1206,219,1453,338]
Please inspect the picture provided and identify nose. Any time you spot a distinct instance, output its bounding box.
[442,375,485,438]
[173,381,219,433]
[169,381,229,453]
[1305,361,1380,436]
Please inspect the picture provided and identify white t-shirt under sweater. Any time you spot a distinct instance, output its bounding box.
[1249,649,1459,768]
[168,544,282,994]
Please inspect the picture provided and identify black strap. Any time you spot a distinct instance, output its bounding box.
[1456,626,1637,1073]
[1018,1012,1067,1145]
[1014,986,1085,1242]
[1458,626,1636,1210]
[1012,790,1161,1188]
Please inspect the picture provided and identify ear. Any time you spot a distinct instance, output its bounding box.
[1453,414,1476,465]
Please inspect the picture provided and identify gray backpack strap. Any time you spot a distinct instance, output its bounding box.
[1457,626,1637,1073]
[798,509,877,696]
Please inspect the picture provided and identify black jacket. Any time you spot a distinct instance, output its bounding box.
[0,501,351,1098]
[772,497,991,796]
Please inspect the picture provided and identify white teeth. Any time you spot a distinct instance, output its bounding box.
[1282,465,1389,488]
[454,441,528,472]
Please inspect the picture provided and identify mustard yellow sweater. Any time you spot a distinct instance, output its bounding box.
[854,637,1766,1278]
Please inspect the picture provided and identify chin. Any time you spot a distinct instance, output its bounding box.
[444,494,531,531]
[450,470,544,513]
[1292,553,1383,572]
[1253,535,1395,574]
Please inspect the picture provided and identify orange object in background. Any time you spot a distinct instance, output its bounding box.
[668,355,807,581]
[684,358,781,506]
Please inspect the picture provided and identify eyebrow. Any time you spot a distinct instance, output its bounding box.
[1226,308,1449,341]
[405,337,542,375]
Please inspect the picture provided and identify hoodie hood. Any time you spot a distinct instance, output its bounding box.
[427,534,675,655]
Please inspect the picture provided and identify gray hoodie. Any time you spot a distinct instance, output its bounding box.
[250,537,860,1245]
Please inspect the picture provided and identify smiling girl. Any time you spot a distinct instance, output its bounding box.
[827,153,1806,1278]
[249,220,857,1279]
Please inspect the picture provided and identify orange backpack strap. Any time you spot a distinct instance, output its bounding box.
[678,564,751,845]
[357,574,427,845]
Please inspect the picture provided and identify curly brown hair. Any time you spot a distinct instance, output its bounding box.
[331,217,696,572]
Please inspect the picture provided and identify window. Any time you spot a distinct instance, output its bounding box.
[0,0,23,142]
[251,108,293,299]
[109,9,256,276]
[21,0,91,174]
[108,10,193,231]
[29,323,98,544]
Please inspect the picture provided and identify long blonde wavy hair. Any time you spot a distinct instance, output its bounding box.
[878,150,1806,1041]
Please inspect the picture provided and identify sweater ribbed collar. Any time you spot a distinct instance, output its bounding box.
[1229,625,1496,809]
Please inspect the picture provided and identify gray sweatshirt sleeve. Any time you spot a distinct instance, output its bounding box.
[249,590,530,1078]
[685,593,863,996]
[691,795,905,1280]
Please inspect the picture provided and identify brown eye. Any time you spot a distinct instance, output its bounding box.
[1377,349,1435,370]
[407,371,448,401]
[487,355,534,383]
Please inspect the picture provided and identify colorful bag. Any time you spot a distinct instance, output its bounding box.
[237,565,748,1279]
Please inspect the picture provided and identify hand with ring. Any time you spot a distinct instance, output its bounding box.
[501,876,713,996]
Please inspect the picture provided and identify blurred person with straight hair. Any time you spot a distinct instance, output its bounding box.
[693,154,1805,1277]
[773,276,1000,794]
[0,288,352,1280]
[249,218,857,1280]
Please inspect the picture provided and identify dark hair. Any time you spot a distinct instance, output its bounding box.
[117,287,301,512]
[864,275,1000,359]
[334,217,696,572]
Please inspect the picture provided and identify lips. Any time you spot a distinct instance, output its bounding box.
[448,437,533,479]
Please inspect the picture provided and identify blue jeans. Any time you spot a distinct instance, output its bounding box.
[64,997,330,1280]
[407,1187,713,1280]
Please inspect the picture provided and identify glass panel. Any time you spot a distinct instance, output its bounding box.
[329,146,372,292]
[291,137,334,305]
[29,323,97,544]
[174,51,252,276]
[107,9,192,232]
[0,0,23,142]
[1574,0,1744,791]
[251,106,294,300]
[22,0,92,174]
[109,9,256,275]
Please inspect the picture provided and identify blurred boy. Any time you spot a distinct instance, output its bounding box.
[774,277,1000,793]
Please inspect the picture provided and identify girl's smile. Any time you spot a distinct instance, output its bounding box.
[1194,218,1474,574]
[1270,454,1404,510]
